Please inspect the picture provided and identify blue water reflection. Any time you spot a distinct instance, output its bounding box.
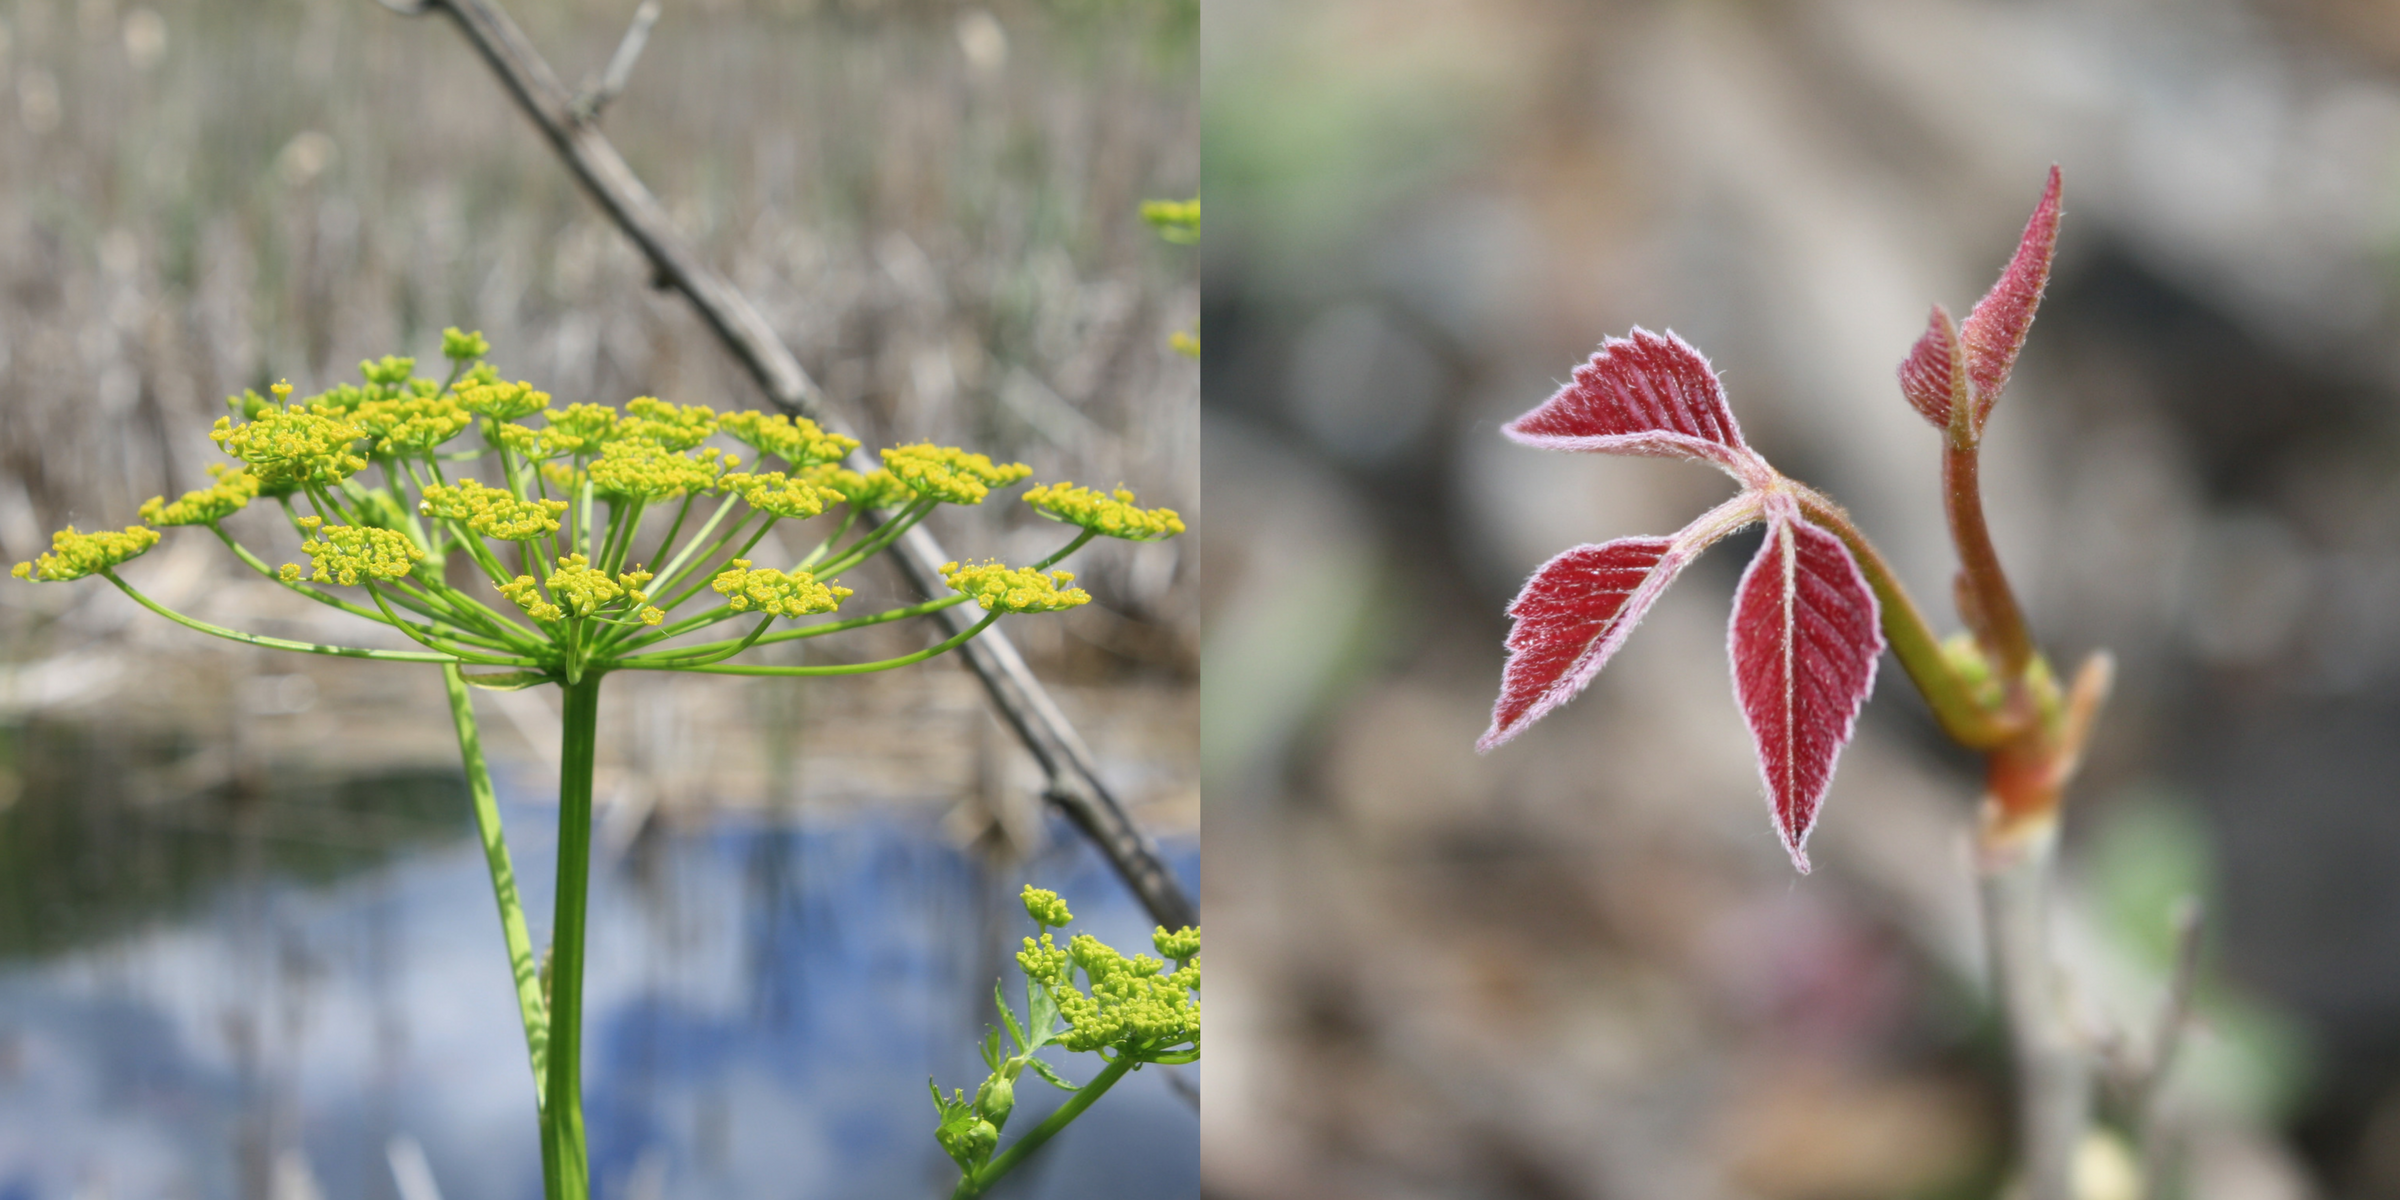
[0,784,1197,1200]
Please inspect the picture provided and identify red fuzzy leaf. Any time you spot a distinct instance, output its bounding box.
[1729,516,1883,873]
[1960,166,2061,431]
[1504,327,1769,485]
[1480,536,1695,752]
[1896,304,1967,430]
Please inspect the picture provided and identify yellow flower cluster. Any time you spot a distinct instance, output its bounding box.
[360,354,417,388]
[442,327,491,362]
[1015,923,1201,1054]
[942,560,1089,614]
[537,461,585,494]
[495,575,561,622]
[1141,197,1200,244]
[801,463,912,510]
[619,397,719,451]
[1023,482,1186,541]
[1022,886,1075,928]
[293,524,419,586]
[719,410,858,466]
[587,441,731,500]
[456,379,551,421]
[882,444,1031,505]
[533,403,622,457]
[140,464,260,527]
[418,479,568,541]
[211,407,368,489]
[497,554,662,623]
[11,525,160,582]
[354,394,474,452]
[720,471,843,520]
[709,559,851,618]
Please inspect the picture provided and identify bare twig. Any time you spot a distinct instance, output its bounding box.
[379,0,1196,931]
[572,0,660,124]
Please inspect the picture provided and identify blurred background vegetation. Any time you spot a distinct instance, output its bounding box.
[0,0,1195,1192]
[1203,1,2400,1197]
[0,0,1198,815]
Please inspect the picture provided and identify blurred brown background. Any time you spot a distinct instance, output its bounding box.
[1202,1,2400,1197]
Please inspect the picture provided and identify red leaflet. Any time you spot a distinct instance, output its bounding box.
[1481,537,1689,752]
[1959,166,2062,431]
[1503,327,1771,486]
[1486,325,1890,872]
[1729,517,1883,873]
[1897,304,1966,431]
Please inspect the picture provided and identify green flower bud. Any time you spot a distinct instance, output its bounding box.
[975,1074,1014,1126]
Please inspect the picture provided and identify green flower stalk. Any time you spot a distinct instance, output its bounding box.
[935,885,1201,1199]
[6,332,1184,1200]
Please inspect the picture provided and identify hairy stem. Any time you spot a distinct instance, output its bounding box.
[1945,441,2035,681]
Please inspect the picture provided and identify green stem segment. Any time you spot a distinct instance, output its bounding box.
[628,610,1000,676]
[99,570,508,665]
[953,1054,1139,1200]
[1791,489,2021,749]
[439,665,550,1086]
[544,674,602,1200]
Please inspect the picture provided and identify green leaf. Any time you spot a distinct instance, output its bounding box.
[980,1027,1003,1072]
[996,979,1028,1052]
[1023,1055,1081,1092]
[1026,977,1060,1047]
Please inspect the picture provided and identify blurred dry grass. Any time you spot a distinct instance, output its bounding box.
[0,0,1196,822]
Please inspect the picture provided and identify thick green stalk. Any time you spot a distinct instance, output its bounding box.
[439,665,550,1084]
[544,675,602,1200]
[954,1054,1138,1200]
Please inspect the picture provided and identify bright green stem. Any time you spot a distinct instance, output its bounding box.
[439,665,550,1088]
[98,570,500,665]
[623,610,1000,675]
[613,594,972,661]
[366,585,541,667]
[814,498,934,581]
[1034,529,1097,571]
[543,674,601,1200]
[954,1054,1138,1200]
[1792,489,2021,750]
[649,494,743,594]
[630,616,774,669]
